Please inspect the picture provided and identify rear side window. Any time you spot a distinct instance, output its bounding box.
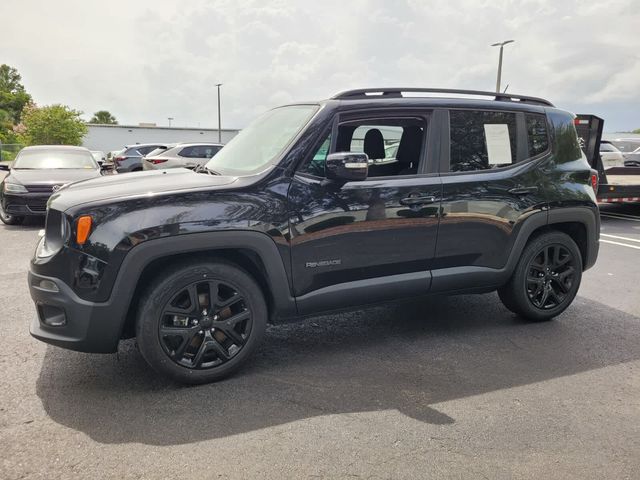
[179,145,221,158]
[449,110,517,172]
[135,145,161,156]
[526,114,549,157]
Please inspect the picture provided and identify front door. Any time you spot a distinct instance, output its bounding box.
[287,110,443,313]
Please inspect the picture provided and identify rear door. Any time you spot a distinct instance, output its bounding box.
[431,107,551,291]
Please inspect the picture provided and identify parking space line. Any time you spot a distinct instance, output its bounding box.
[601,239,640,250]
[599,210,640,219]
[601,213,640,222]
[601,233,640,244]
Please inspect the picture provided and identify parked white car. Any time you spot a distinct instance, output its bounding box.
[599,141,625,169]
[143,143,223,170]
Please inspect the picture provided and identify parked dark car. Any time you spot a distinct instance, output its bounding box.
[28,88,599,384]
[0,145,105,225]
[113,143,172,173]
[143,143,223,170]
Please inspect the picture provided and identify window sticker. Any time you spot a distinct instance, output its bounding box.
[484,124,512,165]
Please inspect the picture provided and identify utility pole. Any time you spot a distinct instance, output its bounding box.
[215,83,223,143]
[491,40,514,93]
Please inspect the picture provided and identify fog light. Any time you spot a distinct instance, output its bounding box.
[37,304,67,327]
[38,279,59,292]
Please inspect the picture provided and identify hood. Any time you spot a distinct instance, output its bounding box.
[8,168,101,186]
[48,168,239,211]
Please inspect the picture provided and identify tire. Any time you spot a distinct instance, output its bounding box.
[136,259,267,384]
[0,204,24,225]
[498,231,582,322]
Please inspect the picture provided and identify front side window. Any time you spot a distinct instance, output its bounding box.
[12,149,97,169]
[449,110,518,172]
[298,117,426,178]
[205,105,319,175]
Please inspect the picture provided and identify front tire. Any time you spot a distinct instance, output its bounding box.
[498,231,582,321]
[0,203,24,225]
[136,260,267,384]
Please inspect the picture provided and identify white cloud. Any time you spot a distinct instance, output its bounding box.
[0,0,638,131]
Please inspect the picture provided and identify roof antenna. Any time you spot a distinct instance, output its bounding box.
[503,84,509,93]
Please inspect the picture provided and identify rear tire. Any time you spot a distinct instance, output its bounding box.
[498,231,582,322]
[136,259,267,384]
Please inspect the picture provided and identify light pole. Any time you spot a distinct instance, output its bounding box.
[491,40,514,93]
[167,117,174,127]
[215,83,223,143]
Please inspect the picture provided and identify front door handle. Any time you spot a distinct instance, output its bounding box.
[400,195,439,206]
[508,186,538,195]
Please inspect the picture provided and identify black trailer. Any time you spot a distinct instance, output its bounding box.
[576,114,640,203]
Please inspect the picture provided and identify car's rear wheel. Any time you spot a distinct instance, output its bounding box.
[498,231,582,321]
[136,260,267,384]
[0,203,24,225]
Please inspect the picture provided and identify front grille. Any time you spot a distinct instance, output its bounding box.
[25,184,63,193]
[27,199,49,213]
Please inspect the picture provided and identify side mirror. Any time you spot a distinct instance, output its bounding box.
[325,152,368,182]
[0,162,10,171]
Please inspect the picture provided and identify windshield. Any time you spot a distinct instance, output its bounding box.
[205,105,319,175]
[12,149,98,169]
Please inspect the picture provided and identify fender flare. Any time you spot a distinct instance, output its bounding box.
[430,206,599,293]
[109,230,296,338]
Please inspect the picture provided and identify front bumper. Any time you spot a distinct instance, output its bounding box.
[3,192,50,216]
[28,270,122,353]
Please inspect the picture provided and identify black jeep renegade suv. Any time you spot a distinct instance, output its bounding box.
[29,88,600,383]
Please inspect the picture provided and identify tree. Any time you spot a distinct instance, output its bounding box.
[89,110,118,124]
[18,104,88,146]
[0,64,32,144]
[0,64,32,124]
[633,128,640,134]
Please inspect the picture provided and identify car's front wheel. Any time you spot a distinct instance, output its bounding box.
[498,231,582,321]
[0,203,24,225]
[136,260,267,384]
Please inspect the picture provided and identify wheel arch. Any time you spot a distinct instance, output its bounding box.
[112,231,296,340]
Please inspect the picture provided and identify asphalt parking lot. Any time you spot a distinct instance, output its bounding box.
[1,204,639,479]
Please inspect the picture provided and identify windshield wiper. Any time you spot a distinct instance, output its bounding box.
[194,164,221,175]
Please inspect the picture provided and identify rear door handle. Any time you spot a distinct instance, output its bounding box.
[508,186,538,195]
[400,195,439,206]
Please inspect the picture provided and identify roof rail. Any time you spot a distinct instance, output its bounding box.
[331,88,554,107]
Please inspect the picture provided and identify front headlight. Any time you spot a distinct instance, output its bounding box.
[3,182,28,194]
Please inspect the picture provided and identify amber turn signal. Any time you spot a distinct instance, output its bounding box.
[76,216,93,245]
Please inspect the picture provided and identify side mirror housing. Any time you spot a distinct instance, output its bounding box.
[325,152,368,182]
[0,162,10,171]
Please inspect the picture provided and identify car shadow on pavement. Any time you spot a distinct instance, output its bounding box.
[36,293,640,445]
[0,216,45,231]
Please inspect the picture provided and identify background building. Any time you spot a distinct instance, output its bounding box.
[83,124,239,152]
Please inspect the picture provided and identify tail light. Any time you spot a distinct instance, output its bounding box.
[147,159,168,164]
[590,171,598,194]
[114,156,126,164]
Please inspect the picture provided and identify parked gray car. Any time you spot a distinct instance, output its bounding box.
[113,143,173,173]
[142,143,223,170]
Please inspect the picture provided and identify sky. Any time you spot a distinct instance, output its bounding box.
[1,0,638,132]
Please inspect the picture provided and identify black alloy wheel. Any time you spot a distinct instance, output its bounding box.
[136,260,267,384]
[525,244,576,310]
[498,231,582,321]
[159,279,252,369]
